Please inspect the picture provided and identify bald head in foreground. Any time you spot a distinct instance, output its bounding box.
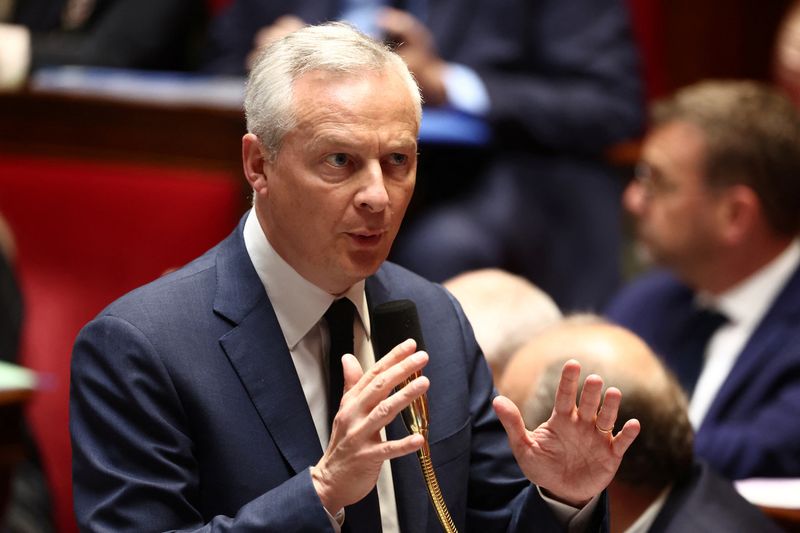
[502,317,781,533]
[444,268,561,381]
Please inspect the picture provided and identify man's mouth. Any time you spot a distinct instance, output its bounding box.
[347,230,384,246]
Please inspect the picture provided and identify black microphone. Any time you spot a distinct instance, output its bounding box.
[372,299,426,355]
[372,300,458,533]
[371,299,430,450]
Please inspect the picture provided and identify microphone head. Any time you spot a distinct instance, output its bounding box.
[372,299,426,358]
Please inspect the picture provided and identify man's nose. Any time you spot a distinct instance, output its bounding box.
[355,161,390,212]
[623,179,646,215]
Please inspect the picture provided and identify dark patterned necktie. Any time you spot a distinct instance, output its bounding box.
[324,298,383,533]
[676,307,729,395]
[325,298,355,429]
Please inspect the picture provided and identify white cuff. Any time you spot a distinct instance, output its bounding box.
[537,486,602,533]
[324,505,344,532]
[442,62,490,116]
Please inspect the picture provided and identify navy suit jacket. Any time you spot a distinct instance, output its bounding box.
[70,219,584,531]
[606,267,800,479]
[648,461,781,533]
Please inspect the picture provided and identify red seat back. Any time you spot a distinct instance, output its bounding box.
[0,155,243,532]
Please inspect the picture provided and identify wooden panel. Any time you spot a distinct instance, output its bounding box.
[658,0,794,91]
[0,90,246,178]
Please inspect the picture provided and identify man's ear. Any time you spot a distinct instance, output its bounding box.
[242,133,271,195]
[716,184,760,245]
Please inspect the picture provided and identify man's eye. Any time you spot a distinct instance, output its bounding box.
[387,153,408,165]
[325,153,350,167]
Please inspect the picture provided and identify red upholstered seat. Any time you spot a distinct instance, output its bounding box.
[627,0,669,100]
[0,155,243,532]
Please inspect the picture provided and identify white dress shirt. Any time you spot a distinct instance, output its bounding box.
[242,208,594,530]
[243,209,400,533]
[690,239,800,428]
[622,486,671,533]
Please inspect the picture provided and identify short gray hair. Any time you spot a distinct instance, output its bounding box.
[244,22,422,156]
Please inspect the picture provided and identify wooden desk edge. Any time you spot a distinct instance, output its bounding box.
[0,388,35,406]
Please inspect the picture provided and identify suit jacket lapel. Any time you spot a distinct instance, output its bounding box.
[214,219,323,475]
[702,263,800,425]
[367,271,432,531]
[213,251,434,522]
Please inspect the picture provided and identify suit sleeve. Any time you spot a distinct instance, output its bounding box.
[464,0,643,154]
[201,0,263,74]
[30,0,202,70]
[443,292,606,532]
[606,272,800,479]
[692,331,800,479]
[70,314,334,532]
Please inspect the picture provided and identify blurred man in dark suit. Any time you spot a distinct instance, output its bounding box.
[0,0,205,89]
[0,213,21,364]
[0,212,54,533]
[607,80,800,479]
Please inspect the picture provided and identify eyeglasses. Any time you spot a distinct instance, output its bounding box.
[633,162,679,199]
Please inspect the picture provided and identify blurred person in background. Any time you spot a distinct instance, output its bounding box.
[203,0,644,312]
[606,80,800,480]
[774,0,800,107]
[0,213,21,365]
[443,268,561,382]
[507,315,782,533]
[0,0,207,90]
[0,212,53,532]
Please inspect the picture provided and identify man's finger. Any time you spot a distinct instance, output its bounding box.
[376,432,426,460]
[371,338,417,373]
[365,375,429,429]
[342,353,364,393]
[595,387,622,433]
[552,360,581,416]
[493,395,530,452]
[357,349,428,409]
[346,338,417,398]
[577,374,604,423]
[612,419,641,457]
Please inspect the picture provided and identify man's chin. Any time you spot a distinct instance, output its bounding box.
[632,241,656,267]
[343,253,387,282]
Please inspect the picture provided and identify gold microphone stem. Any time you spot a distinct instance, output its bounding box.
[399,371,457,532]
[417,447,458,533]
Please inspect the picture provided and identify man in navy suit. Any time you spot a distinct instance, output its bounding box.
[0,0,205,90]
[203,0,643,312]
[71,23,639,531]
[606,80,800,480]
[508,316,781,533]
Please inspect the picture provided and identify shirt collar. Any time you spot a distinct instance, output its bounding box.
[624,485,672,533]
[698,239,800,328]
[242,209,371,349]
